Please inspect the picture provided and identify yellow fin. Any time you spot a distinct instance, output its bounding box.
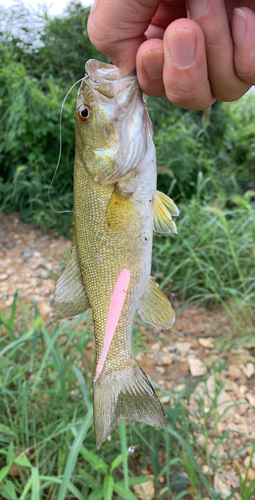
[54,241,90,317]
[138,277,175,329]
[152,190,179,233]
[105,186,133,232]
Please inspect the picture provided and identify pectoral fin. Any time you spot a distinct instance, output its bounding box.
[138,277,175,329]
[54,241,90,317]
[106,186,133,232]
[152,190,179,233]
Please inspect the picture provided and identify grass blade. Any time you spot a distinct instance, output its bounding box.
[57,407,93,500]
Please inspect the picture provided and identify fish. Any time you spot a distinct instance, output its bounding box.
[54,59,179,449]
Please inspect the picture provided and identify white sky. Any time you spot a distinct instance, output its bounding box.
[1,0,93,15]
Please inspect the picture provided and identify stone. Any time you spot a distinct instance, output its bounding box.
[217,389,237,419]
[39,302,52,316]
[246,393,255,407]
[161,355,173,365]
[160,395,171,404]
[214,473,231,499]
[151,342,161,352]
[197,433,206,447]
[228,365,242,379]
[239,385,248,396]
[0,273,8,280]
[187,356,207,377]
[175,341,191,353]
[243,363,255,378]
[198,337,214,348]
[175,383,186,392]
[155,367,165,374]
[134,478,155,500]
[248,469,255,480]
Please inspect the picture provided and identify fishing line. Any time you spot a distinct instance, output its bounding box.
[48,77,85,214]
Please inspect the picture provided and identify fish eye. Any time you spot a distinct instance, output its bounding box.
[77,105,91,122]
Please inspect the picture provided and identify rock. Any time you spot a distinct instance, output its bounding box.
[133,478,155,500]
[217,389,237,419]
[0,273,8,280]
[248,469,255,480]
[198,337,214,348]
[176,383,186,392]
[155,366,165,374]
[243,363,255,379]
[239,385,248,396]
[151,342,161,352]
[214,473,231,499]
[246,393,255,407]
[226,470,239,488]
[187,356,207,377]
[160,395,171,404]
[161,355,173,365]
[228,365,242,379]
[244,455,255,469]
[202,465,212,475]
[175,341,191,353]
[197,433,206,447]
[39,303,52,316]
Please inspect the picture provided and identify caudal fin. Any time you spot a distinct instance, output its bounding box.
[93,363,167,449]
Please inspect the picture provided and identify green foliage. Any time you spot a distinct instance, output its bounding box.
[0,1,103,236]
[153,184,255,314]
[1,294,254,499]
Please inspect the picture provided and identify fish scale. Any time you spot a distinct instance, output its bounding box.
[54,59,179,448]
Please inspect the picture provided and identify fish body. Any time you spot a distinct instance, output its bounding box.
[54,60,179,448]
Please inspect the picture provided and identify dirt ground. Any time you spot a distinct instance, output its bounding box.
[1,212,255,499]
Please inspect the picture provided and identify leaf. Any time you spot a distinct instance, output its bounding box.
[15,456,32,468]
[87,486,104,500]
[0,480,18,500]
[72,365,90,409]
[0,465,11,483]
[113,481,138,500]
[103,475,114,500]
[57,407,93,500]
[110,454,123,473]
[68,482,85,500]
[0,329,34,358]
[31,467,40,500]
[80,447,108,475]
[128,477,154,486]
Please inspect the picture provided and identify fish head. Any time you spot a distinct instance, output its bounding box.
[75,59,153,184]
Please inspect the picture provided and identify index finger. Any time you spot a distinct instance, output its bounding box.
[88,0,177,74]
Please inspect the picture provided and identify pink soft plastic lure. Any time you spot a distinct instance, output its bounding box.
[94,268,130,381]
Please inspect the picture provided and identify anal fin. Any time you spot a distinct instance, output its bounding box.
[138,277,175,329]
[152,190,179,233]
[54,241,90,317]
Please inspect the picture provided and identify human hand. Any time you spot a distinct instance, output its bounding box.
[88,0,255,110]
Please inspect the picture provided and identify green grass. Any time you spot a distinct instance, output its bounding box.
[1,294,255,499]
[153,187,255,334]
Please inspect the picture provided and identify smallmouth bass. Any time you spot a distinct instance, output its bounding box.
[54,60,179,449]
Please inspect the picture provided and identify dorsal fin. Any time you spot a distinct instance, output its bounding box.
[54,240,90,318]
[152,190,179,233]
[138,277,175,329]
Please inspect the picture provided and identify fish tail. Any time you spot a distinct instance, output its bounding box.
[93,363,167,449]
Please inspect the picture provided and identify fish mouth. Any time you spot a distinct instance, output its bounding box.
[83,59,139,102]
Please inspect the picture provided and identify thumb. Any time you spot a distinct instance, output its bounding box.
[87,0,161,75]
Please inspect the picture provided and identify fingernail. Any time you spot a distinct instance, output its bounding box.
[142,50,164,78]
[188,0,209,19]
[167,29,196,68]
[232,8,247,47]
